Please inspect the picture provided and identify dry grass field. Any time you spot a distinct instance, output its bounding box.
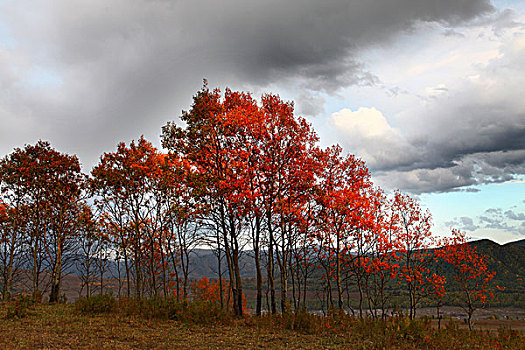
[0,301,524,350]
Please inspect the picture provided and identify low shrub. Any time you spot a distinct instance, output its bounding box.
[496,327,524,348]
[256,310,325,334]
[281,310,324,334]
[2,293,35,319]
[32,290,44,303]
[117,297,234,325]
[174,300,234,325]
[117,297,169,319]
[74,294,116,314]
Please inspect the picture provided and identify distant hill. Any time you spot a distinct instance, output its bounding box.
[183,239,525,307]
[31,237,524,307]
[504,238,525,247]
[467,239,525,297]
[190,240,525,290]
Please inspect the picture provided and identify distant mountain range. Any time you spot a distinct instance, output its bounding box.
[45,237,525,307]
[467,238,525,296]
[187,239,525,283]
[184,239,525,307]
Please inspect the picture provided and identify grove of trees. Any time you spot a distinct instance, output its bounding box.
[0,84,497,322]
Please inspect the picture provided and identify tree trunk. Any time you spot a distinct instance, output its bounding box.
[124,247,131,298]
[49,243,63,303]
[254,238,262,316]
[4,226,16,301]
[232,244,243,317]
[267,210,276,314]
[336,235,343,311]
[216,227,224,308]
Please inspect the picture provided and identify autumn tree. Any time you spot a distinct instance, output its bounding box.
[161,155,202,300]
[439,229,496,330]
[390,191,434,319]
[75,203,102,298]
[0,201,19,300]
[256,93,319,314]
[0,141,85,302]
[288,197,318,311]
[0,148,35,300]
[0,200,23,300]
[46,157,85,303]
[313,145,371,312]
[358,188,400,319]
[91,137,177,298]
[162,86,260,316]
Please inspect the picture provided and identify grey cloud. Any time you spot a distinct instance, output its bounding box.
[0,0,494,170]
[479,215,498,224]
[471,7,524,35]
[372,150,525,194]
[464,188,481,193]
[460,216,479,231]
[478,207,523,234]
[479,216,513,231]
[296,92,326,117]
[505,210,525,221]
[370,30,525,193]
[485,208,502,215]
[446,206,525,237]
[373,165,478,194]
[444,216,479,232]
[442,29,466,37]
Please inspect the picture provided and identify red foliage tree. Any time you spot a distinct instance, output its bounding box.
[359,188,401,319]
[0,141,85,302]
[92,137,179,298]
[162,85,319,316]
[390,191,434,319]
[313,145,371,312]
[191,276,248,314]
[439,229,496,330]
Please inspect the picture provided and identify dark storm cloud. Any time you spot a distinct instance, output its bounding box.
[0,0,494,170]
[397,111,524,193]
[17,0,494,87]
[169,0,493,89]
[373,150,524,194]
[371,37,525,194]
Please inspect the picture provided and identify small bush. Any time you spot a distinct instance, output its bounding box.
[384,316,430,342]
[3,293,35,319]
[496,327,524,348]
[263,310,325,334]
[117,297,234,325]
[74,294,116,314]
[283,310,323,334]
[32,290,44,303]
[173,300,233,325]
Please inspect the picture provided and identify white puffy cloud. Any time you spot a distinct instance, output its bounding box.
[330,107,415,169]
[330,8,525,193]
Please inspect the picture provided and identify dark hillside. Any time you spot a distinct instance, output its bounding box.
[504,238,525,247]
[465,239,525,306]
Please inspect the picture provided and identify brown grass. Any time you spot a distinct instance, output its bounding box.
[1,302,524,350]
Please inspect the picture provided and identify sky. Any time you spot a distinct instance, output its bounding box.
[0,0,523,244]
